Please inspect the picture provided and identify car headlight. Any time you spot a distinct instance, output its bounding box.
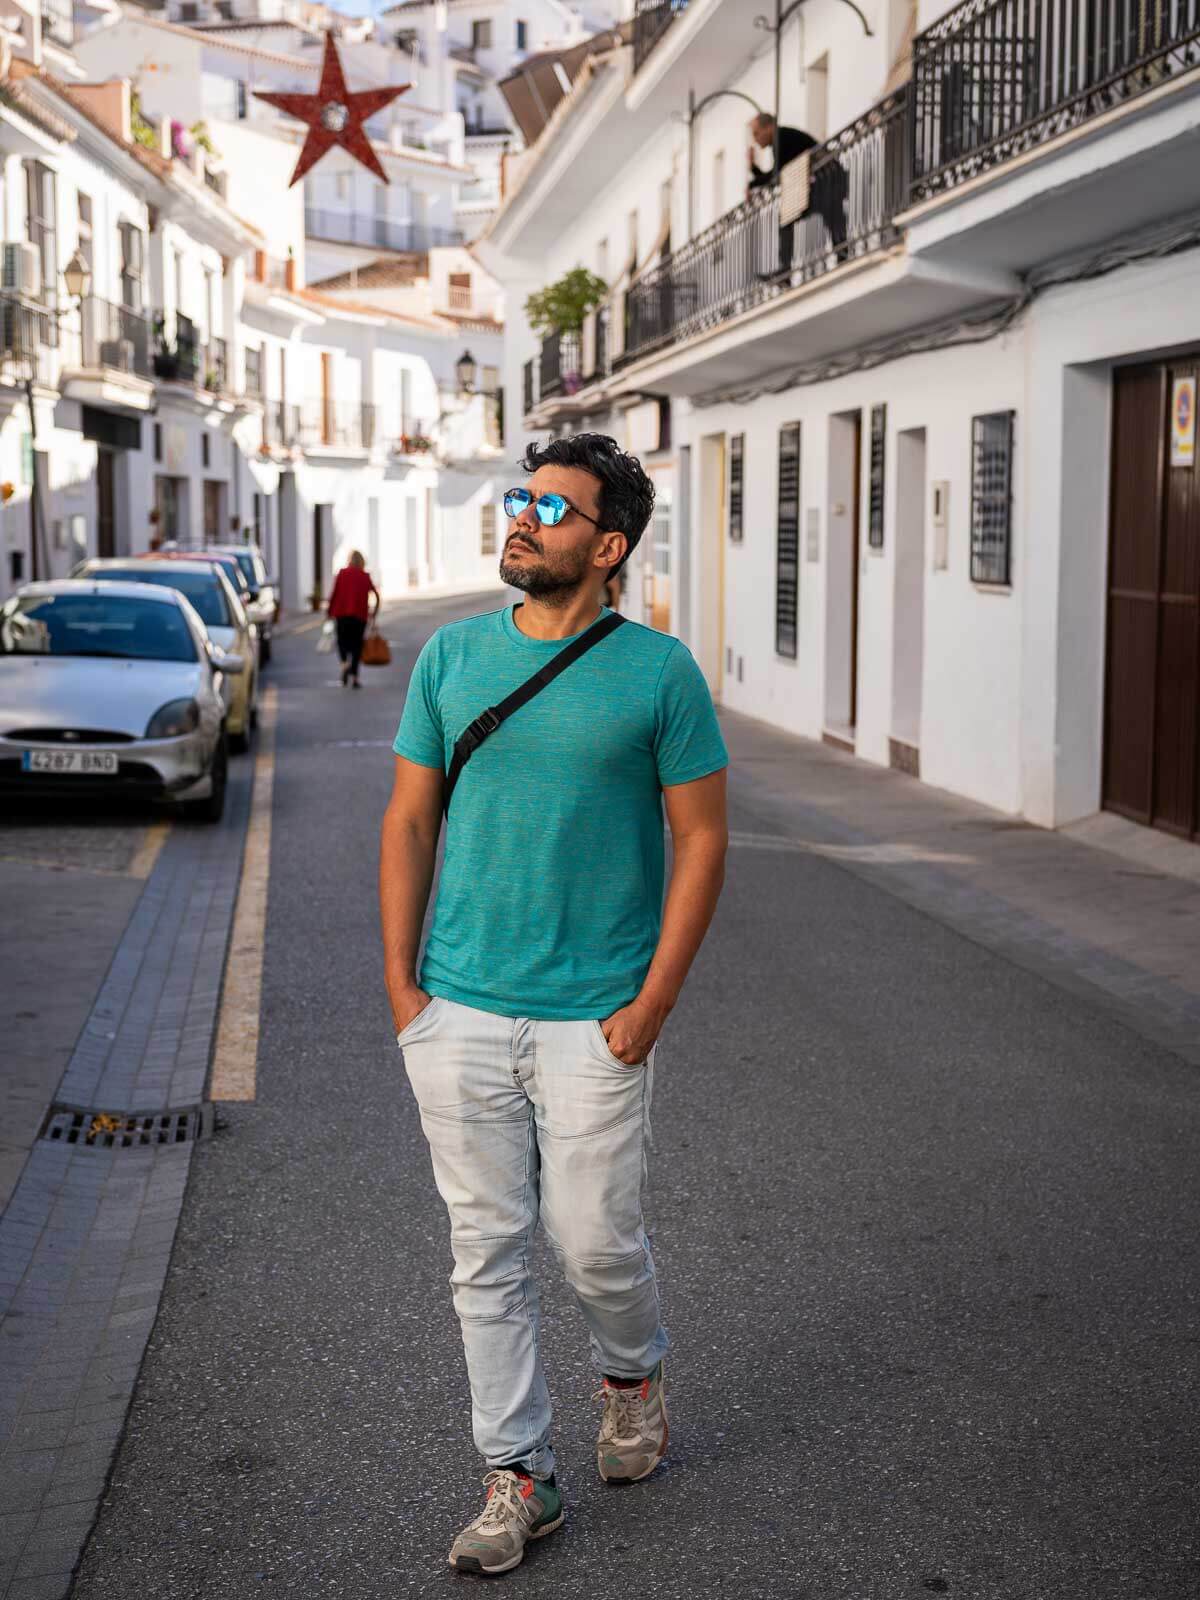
[145,698,200,738]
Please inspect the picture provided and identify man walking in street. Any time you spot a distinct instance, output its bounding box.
[379,433,728,1575]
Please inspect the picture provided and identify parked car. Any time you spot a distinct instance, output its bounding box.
[0,580,243,822]
[206,545,277,664]
[73,557,258,751]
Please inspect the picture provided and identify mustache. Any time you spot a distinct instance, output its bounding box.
[505,535,540,554]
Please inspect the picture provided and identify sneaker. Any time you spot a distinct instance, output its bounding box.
[595,1361,668,1484]
[447,1469,564,1575]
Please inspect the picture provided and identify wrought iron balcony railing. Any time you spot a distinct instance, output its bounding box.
[620,88,908,367]
[539,330,582,400]
[297,398,377,451]
[0,294,55,389]
[911,0,1200,200]
[633,0,689,72]
[78,298,152,379]
[263,400,300,449]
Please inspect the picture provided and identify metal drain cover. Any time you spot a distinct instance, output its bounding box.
[40,1103,212,1148]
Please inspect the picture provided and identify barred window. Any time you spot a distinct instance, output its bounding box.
[729,433,744,542]
[970,411,1014,585]
[868,404,886,549]
[481,502,497,555]
[776,423,800,659]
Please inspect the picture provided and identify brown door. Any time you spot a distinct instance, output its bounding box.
[1104,358,1200,838]
[203,480,221,545]
[96,448,115,558]
[849,412,863,730]
[312,503,327,610]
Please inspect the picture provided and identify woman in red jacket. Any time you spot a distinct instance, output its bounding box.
[326,550,380,688]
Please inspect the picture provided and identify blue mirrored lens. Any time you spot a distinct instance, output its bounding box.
[535,494,567,526]
[503,489,532,518]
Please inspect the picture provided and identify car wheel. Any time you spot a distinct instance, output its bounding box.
[185,734,227,824]
[229,722,251,754]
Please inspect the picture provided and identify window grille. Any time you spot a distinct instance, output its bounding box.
[970,411,1014,585]
[868,404,886,549]
[776,423,800,658]
[729,433,744,543]
[481,502,497,555]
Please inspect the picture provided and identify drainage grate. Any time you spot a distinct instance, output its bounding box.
[39,1103,211,1148]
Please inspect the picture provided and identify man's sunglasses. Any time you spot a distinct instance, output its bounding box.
[503,487,602,529]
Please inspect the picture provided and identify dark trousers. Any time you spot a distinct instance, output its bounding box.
[335,616,367,677]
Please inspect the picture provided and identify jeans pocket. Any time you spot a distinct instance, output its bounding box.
[589,1018,647,1070]
[396,995,444,1047]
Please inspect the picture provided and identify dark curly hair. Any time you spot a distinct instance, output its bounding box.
[518,433,655,579]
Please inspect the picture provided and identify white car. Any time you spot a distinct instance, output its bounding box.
[0,580,244,822]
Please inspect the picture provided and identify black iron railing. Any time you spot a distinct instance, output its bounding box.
[263,400,300,449]
[620,88,908,367]
[297,398,376,451]
[79,298,151,378]
[633,0,689,71]
[588,305,610,382]
[522,358,535,415]
[539,331,581,400]
[0,294,55,388]
[911,0,1200,198]
[203,336,228,392]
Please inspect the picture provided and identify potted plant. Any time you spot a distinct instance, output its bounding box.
[525,268,606,392]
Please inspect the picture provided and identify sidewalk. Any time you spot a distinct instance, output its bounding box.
[722,708,1200,1068]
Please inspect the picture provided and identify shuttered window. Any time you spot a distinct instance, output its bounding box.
[729,433,744,542]
[868,404,886,548]
[970,411,1014,585]
[776,423,800,658]
[481,502,497,555]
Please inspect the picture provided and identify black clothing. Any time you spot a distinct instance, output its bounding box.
[336,615,367,678]
[750,124,848,269]
[749,125,819,188]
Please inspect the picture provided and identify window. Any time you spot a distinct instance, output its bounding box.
[245,344,262,395]
[776,423,800,658]
[173,250,185,318]
[77,193,93,281]
[729,433,744,542]
[515,18,527,49]
[24,161,57,299]
[712,150,725,225]
[118,221,144,312]
[970,411,1014,585]
[399,367,412,433]
[203,266,216,341]
[235,78,247,119]
[868,404,886,549]
[448,271,471,311]
[154,422,162,463]
[471,18,492,49]
[627,209,639,273]
[481,502,497,555]
[180,1,197,20]
[202,431,210,468]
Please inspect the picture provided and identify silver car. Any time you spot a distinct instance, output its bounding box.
[0,580,244,822]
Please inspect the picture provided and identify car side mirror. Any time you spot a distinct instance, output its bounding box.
[211,649,245,676]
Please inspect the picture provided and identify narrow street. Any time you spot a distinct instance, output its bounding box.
[3,592,1199,1599]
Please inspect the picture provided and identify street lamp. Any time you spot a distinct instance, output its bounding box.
[455,349,477,393]
[61,249,90,302]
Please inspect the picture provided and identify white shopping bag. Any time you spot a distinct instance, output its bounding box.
[316,619,335,654]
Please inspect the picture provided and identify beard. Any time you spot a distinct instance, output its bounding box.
[499,538,595,602]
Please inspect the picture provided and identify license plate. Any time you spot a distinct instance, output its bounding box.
[21,749,119,775]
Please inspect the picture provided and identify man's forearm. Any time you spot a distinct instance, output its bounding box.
[379,810,438,999]
[638,833,727,1017]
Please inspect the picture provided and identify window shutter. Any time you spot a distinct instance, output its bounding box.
[776,423,800,658]
[970,411,1014,585]
[868,404,886,549]
[729,433,744,542]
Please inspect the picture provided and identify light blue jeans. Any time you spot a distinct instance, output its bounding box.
[397,994,667,1480]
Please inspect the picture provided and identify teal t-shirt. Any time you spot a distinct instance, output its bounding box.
[392,602,728,1020]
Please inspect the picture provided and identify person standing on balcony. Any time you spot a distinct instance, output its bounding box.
[380,433,729,1575]
[326,549,379,688]
[749,111,847,274]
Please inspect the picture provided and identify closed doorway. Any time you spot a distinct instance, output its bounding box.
[890,427,926,775]
[96,448,116,558]
[1103,356,1200,839]
[824,410,862,743]
[312,502,331,609]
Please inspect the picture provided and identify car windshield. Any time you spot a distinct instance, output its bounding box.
[233,552,261,589]
[91,569,232,628]
[212,559,250,595]
[0,593,198,662]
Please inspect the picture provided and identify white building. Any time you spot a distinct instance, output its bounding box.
[479,0,1200,846]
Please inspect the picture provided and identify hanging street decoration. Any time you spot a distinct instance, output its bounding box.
[252,32,411,187]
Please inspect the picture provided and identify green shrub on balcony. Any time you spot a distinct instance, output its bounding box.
[524,268,607,337]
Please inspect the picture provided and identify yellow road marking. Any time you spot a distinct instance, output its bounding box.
[128,820,170,880]
[210,684,277,1102]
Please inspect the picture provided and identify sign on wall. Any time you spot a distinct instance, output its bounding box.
[1170,376,1196,468]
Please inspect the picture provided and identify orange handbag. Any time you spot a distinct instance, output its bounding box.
[361,629,391,667]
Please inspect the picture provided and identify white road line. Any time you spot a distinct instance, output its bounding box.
[210,684,278,1102]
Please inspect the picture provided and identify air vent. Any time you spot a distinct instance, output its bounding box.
[6,728,136,744]
[39,1104,211,1148]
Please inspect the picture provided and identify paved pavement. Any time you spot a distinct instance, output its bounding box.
[3,591,1198,1598]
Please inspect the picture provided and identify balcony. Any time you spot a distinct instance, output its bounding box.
[620,88,909,370]
[262,400,300,450]
[304,208,464,255]
[78,298,152,379]
[633,0,689,73]
[538,330,582,401]
[0,295,56,391]
[296,398,376,452]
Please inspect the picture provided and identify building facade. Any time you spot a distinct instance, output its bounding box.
[480,0,1200,843]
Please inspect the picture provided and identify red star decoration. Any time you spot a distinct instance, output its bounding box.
[253,31,411,187]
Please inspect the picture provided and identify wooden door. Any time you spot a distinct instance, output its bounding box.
[1104,359,1200,838]
[96,448,115,558]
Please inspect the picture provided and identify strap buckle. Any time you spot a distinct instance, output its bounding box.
[459,706,500,754]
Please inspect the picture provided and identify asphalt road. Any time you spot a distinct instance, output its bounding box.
[71,592,1200,1600]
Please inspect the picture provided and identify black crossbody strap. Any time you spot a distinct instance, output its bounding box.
[443,610,627,817]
